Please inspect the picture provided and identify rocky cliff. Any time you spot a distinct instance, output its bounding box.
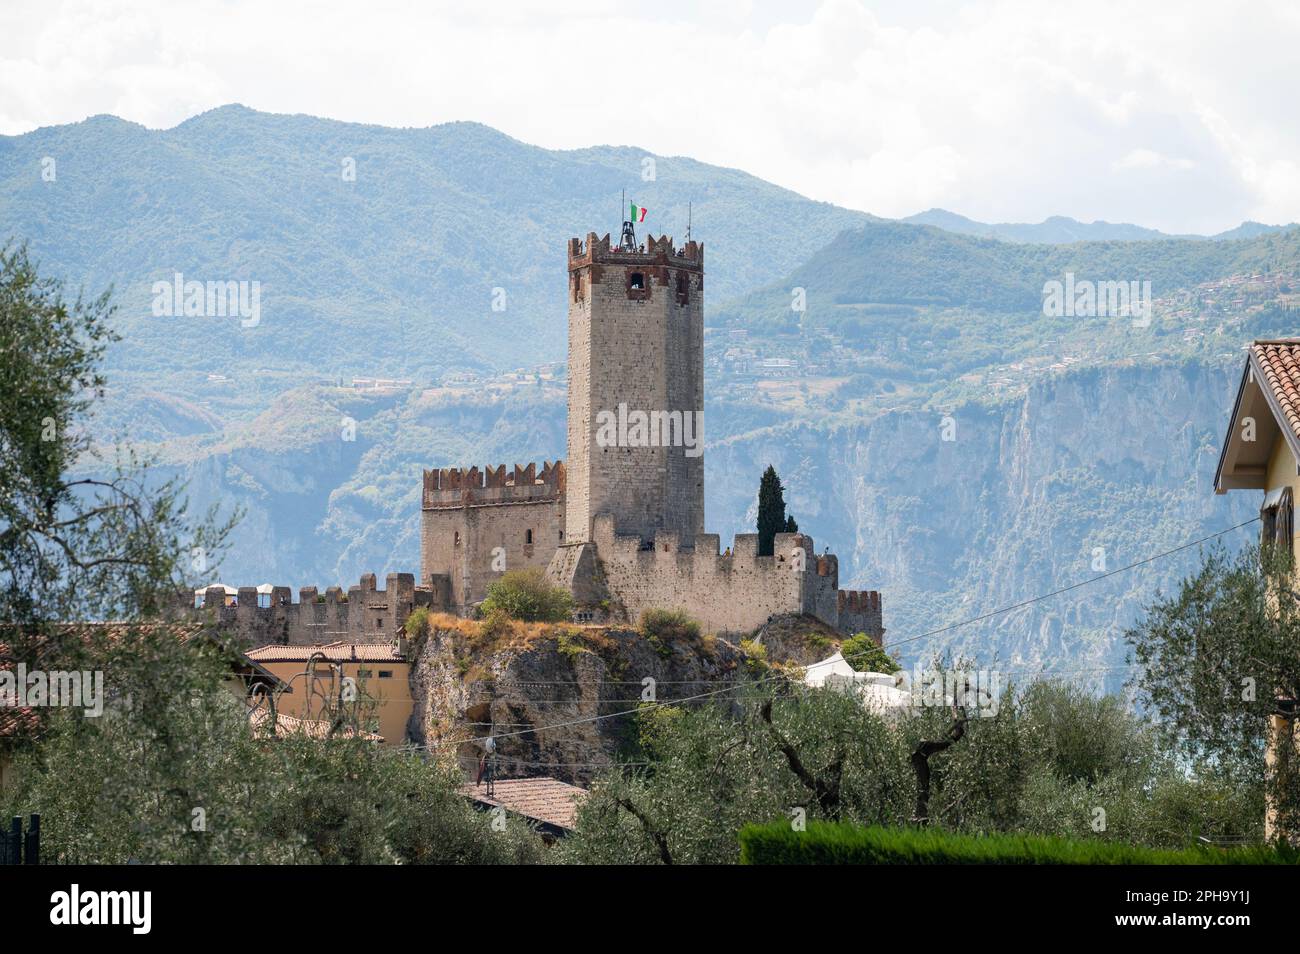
[709,357,1260,680]
[407,614,840,783]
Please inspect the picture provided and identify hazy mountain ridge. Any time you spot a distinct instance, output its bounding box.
[902,207,1298,245]
[9,105,1299,673]
[0,104,872,389]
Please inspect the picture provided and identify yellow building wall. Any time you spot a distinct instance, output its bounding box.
[259,660,412,747]
[1263,434,1300,841]
[1265,436,1300,549]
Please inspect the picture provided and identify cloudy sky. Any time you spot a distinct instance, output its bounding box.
[2,0,1297,234]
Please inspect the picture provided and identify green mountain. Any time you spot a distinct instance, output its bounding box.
[0,104,872,397]
[718,218,1300,330]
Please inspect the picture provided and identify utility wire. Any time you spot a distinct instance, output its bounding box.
[418,517,1259,751]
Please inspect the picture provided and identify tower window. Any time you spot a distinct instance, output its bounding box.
[676,272,690,304]
[454,531,461,546]
[627,270,650,300]
[525,528,534,544]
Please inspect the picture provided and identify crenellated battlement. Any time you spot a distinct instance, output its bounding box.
[837,590,881,614]
[560,515,883,638]
[836,590,884,644]
[568,232,704,272]
[183,572,445,649]
[422,460,565,510]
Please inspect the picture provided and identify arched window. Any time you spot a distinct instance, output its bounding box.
[630,272,645,290]
[525,529,534,544]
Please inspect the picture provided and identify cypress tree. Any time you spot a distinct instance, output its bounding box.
[757,464,794,556]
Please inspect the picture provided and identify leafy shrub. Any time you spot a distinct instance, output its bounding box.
[739,638,768,673]
[477,605,518,643]
[841,633,899,674]
[639,608,701,643]
[556,629,586,660]
[738,821,1296,865]
[403,606,431,643]
[639,608,699,658]
[480,568,573,623]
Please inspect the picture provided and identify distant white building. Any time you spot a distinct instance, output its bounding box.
[803,651,911,716]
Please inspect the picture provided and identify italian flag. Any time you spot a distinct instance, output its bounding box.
[629,202,648,223]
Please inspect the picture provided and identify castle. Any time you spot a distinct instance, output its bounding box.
[420,224,881,638]
[195,222,883,645]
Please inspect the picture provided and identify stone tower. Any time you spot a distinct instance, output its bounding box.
[563,229,705,544]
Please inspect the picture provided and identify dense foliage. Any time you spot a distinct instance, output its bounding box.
[0,625,545,864]
[0,251,544,863]
[558,678,1261,864]
[1127,543,1300,835]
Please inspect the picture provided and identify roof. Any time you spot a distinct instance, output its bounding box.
[459,777,588,832]
[1215,340,1300,493]
[1,623,291,746]
[803,652,911,714]
[0,706,40,743]
[1251,341,1300,440]
[245,641,404,663]
[247,704,384,742]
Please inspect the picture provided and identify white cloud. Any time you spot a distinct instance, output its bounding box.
[1,0,1297,233]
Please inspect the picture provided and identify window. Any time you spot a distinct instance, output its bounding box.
[525,528,534,544]
[676,272,690,305]
[257,592,271,609]
[1262,487,1294,559]
[378,670,393,679]
[376,617,383,629]
[454,531,461,546]
[627,270,650,300]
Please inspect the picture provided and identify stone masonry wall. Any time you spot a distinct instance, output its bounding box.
[565,232,704,544]
[421,461,564,613]
[187,572,435,649]
[590,515,883,638]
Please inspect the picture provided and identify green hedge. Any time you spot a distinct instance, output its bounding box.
[738,821,1296,865]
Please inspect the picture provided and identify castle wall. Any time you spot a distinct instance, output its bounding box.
[590,516,883,639]
[187,573,434,649]
[565,233,704,544]
[420,462,564,613]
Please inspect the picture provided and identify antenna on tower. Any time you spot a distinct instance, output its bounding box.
[619,187,637,251]
[685,201,692,244]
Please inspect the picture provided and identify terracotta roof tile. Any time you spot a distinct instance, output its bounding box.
[459,776,588,831]
[245,641,403,663]
[1252,340,1300,443]
[247,705,384,742]
[0,706,40,741]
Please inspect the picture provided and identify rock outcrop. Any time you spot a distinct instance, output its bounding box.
[408,613,844,784]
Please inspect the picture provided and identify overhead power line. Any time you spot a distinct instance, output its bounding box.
[419,516,1260,751]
